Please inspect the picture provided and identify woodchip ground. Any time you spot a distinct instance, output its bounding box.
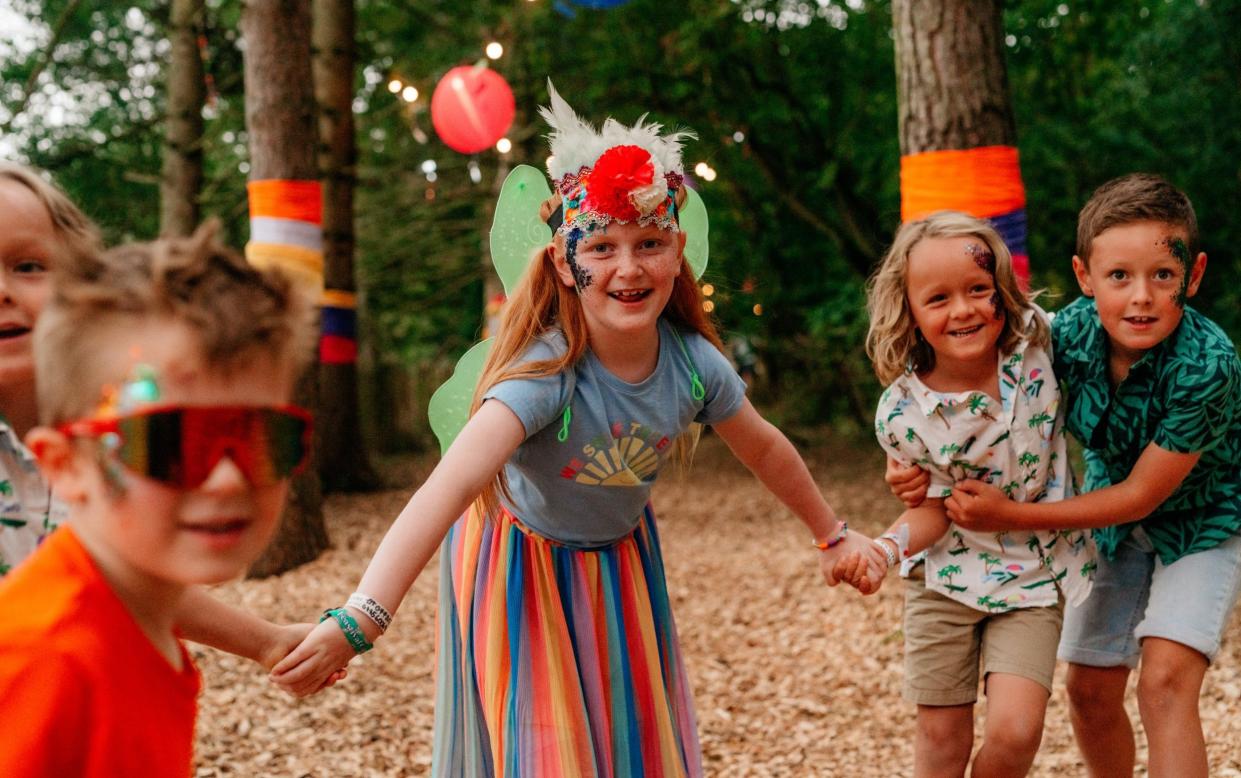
[193,433,1241,776]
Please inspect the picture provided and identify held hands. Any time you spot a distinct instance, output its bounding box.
[885,457,929,508]
[269,617,362,698]
[945,479,1012,531]
[818,531,888,595]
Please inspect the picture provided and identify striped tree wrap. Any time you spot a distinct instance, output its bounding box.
[432,504,702,778]
[900,145,1030,286]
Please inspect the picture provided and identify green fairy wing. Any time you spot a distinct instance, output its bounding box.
[427,165,709,454]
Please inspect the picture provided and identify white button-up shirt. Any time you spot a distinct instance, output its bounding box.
[0,419,65,576]
[874,307,1095,611]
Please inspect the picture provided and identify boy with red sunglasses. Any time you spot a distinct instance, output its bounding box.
[0,225,315,776]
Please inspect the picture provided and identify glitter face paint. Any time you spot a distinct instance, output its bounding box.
[564,226,593,290]
[965,242,1003,320]
[1164,236,1191,308]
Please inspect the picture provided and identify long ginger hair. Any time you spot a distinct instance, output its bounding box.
[470,191,723,520]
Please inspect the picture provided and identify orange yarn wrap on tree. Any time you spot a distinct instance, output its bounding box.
[900,145,1030,285]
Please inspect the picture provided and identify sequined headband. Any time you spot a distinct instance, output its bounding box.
[544,144,684,236]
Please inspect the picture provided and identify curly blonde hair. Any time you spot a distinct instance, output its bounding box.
[865,210,1046,386]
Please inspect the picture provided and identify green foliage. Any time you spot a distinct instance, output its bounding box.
[3,0,1238,435]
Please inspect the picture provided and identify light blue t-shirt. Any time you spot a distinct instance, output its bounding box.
[483,318,747,544]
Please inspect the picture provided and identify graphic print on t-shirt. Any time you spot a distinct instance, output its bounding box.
[560,421,672,486]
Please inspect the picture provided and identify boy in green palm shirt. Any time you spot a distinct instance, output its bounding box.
[941,174,1241,777]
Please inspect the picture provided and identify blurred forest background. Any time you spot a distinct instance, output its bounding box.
[3,0,1239,450]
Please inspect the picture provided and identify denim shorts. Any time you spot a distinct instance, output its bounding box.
[1058,528,1241,667]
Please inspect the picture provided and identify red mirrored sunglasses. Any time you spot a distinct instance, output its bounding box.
[59,405,312,488]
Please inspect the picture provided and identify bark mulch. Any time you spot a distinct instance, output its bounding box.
[193,434,1241,776]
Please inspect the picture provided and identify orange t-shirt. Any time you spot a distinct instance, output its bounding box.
[0,526,201,777]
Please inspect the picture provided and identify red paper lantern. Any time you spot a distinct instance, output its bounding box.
[430,66,515,154]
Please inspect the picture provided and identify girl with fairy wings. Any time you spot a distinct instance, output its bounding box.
[272,84,884,776]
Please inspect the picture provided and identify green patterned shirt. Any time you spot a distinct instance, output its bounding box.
[1053,297,1241,564]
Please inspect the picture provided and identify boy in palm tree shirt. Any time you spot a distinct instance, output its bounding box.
[946,174,1241,777]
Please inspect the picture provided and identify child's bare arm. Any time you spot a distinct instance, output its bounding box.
[883,499,950,558]
[948,442,1201,531]
[712,399,887,592]
[270,398,524,697]
[176,587,321,670]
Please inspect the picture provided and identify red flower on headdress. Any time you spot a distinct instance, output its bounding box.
[585,144,654,222]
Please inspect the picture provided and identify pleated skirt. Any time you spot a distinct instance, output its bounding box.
[431,504,703,778]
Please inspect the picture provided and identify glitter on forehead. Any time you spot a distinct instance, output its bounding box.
[965,242,996,274]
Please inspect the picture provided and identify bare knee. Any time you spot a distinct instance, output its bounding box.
[917,707,973,768]
[1136,661,1203,716]
[984,712,1044,761]
[1066,666,1127,723]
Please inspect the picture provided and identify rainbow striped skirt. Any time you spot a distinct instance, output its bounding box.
[431,504,703,777]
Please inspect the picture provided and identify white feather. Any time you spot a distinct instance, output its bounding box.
[540,80,695,181]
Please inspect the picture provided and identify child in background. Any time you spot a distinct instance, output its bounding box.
[851,211,1094,777]
[0,162,328,671]
[941,174,1241,778]
[271,87,883,776]
[0,161,99,574]
[0,225,315,776]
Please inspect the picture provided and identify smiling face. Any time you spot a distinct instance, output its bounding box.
[551,221,686,345]
[905,235,1007,375]
[1073,220,1207,367]
[0,180,57,391]
[35,318,294,586]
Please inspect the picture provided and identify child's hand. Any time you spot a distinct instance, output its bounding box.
[946,479,1011,530]
[260,623,348,692]
[269,619,361,698]
[834,549,888,594]
[886,457,929,508]
[818,532,886,594]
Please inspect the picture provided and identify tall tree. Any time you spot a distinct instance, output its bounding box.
[159,0,205,236]
[240,0,329,576]
[893,0,1031,284]
[313,0,376,490]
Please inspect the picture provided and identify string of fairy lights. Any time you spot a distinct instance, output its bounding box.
[384,24,762,319]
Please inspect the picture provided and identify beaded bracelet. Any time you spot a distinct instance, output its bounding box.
[811,521,848,551]
[346,592,392,634]
[320,607,374,654]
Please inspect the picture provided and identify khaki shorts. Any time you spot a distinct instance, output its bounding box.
[903,563,1064,706]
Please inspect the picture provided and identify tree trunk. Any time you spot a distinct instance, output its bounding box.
[159,0,205,236]
[893,0,1031,285]
[241,0,328,577]
[893,0,1017,154]
[313,0,377,491]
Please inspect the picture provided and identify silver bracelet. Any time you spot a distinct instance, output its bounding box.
[346,592,392,633]
[874,537,898,569]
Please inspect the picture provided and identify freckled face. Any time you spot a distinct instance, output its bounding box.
[1073,221,1205,364]
[905,236,1007,373]
[553,221,685,340]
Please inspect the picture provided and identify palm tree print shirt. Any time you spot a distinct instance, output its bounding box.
[875,307,1096,612]
[0,419,65,577]
[1053,298,1241,565]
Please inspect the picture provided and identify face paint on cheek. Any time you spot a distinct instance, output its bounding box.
[1164,236,1191,308]
[965,242,1003,320]
[564,227,593,290]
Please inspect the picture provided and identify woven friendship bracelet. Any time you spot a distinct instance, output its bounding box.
[811,521,848,551]
[320,608,374,654]
[346,593,392,634]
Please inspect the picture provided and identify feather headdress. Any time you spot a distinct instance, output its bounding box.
[538,81,695,234]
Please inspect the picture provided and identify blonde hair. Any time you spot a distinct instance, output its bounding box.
[35,222,315,425]
[865,210,1047,386]
[0,161,102,269]
[470,191,722,520]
